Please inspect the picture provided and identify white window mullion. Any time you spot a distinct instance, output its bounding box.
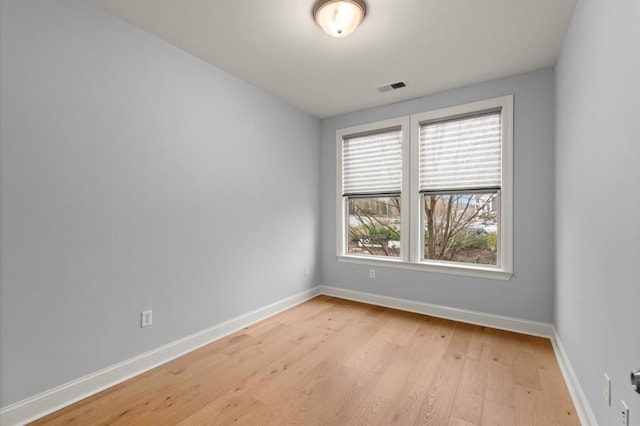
[399,117,411,262]
[408,114,422,263]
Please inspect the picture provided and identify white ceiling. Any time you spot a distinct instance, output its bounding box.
[87,0,576,118]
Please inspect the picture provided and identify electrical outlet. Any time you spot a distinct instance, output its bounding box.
[304,267,309,276]
[604,373,611,405]
[621,400,629,426]
[141,310,152,327]
[369,269,375,279]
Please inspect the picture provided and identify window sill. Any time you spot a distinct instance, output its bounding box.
[336,255,513,281]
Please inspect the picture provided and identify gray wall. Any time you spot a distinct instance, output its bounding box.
[319,69,556,323]
[0,0,319,406]
[555,0,640,424]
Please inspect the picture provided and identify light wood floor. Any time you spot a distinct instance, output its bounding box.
[32,295,579,425]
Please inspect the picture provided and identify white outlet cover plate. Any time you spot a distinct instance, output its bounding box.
[141,310,152,327]
[621,400,629,426]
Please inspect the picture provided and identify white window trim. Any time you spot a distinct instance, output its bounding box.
[336,96,514,281]
[336,117,410,261]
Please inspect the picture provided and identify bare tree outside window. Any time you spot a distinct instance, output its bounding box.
[423,192,498,265]
[347,192,498,264]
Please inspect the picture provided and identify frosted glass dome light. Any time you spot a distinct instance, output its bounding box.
[313,0,367,38]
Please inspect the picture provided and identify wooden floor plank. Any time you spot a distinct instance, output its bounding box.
[413,323,472,425]
[512,350,542,390]
[481,400,515,426]
[381,382,427,425]
[450,358,486,424]
[346,393,392,426]
[30,296,578,426]
[538,371,580,425]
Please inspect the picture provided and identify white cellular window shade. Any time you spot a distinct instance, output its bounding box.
[342,128,402,195]
[419,111,501,192]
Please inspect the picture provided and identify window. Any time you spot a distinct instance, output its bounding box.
[336,96,513,280]
[342,124,404,258]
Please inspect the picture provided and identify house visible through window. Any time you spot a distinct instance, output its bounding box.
[336,96,513,279]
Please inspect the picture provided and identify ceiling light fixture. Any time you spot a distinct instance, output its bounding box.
[313,0,367,38]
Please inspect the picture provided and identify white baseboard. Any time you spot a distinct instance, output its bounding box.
[550,329,598,426]
[2,285,596,426]
[318,285,554,337]
[0,287,320,426]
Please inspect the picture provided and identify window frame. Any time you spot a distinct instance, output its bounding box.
[337,117,411,261]
[336,96,513,280]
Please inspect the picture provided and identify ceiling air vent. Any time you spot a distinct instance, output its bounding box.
[376,81,407,93]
